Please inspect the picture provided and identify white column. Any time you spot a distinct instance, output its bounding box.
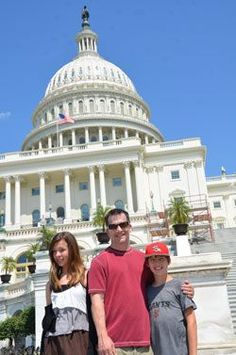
[99,127,103,141]
[134,161,145,212]
[124,129,128,138]
[155,165,165,210]
[48,136,52,149]
[194,160,207,196]
[112,127,116,141]
[135,131,139,138]
[64,169,72,222]
[38,141,42,150]
[4,177,11,226]
[98,165,106,206]
[89,166,96,213]
[39,173,46,220]
[72,129,76,146]
[14,176,21,227]
[145,135,149,144]
[123,162,133,213]
[59,132,63,147]
[223,195,230,228]
[85,127,89,143]
[184,162,192,196]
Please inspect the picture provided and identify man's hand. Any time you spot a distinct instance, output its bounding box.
[97,334,116,355]
[181,280,194,298]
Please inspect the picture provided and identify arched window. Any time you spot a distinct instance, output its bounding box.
[79,136,86,144]
[68,102,73,115]
[79,100,84,114]
[128,104,132,115]
[51,108,55,120]
[16,254,27,277]
[57,207,65,219]
[100,99,105,112]
[103,135,109,141]
[115,200,124,209]
[120,102,124,115]
[89,100,95,113]
[81,204,90,221]
[110,100,115,113]
[0,212,5,227]
[32,209,40,227]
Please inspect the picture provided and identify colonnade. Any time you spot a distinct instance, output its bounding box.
[1,161,146,228]
[32,126,156,152]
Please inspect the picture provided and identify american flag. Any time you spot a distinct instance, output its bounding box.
[57,113,75,125]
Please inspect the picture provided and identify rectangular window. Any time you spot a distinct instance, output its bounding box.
[0,192,5,200]
[32,187,40,196]
[213,201,221,209]
[171,170,180,180]
[56,184,64,193]
[112,177,122,187]
[79,182,88,190]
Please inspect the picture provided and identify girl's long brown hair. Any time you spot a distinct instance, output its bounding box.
[49,231,85,291]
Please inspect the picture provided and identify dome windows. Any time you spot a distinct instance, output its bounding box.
[89,99,95,113]
[79,100,84,114]
[110,100,115,113]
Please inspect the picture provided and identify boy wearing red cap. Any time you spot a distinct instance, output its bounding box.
[145,242,197,355]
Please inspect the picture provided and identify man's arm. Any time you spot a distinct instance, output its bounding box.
[181,280,194,298]
[90,293,116,355]
[185,307,197,355]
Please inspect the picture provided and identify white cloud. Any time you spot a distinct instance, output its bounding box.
[0,112,11,120]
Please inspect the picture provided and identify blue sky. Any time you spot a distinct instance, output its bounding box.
[0,0,235,177]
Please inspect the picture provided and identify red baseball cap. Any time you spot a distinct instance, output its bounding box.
[145,242,170,258]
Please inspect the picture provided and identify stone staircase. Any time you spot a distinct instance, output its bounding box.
[191,227,236,334]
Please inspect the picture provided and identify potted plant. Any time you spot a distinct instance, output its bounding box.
[168,197,190,236]
[25,242,41,273]
[0,256,17,283]
[92,205,111,244]
[39,226,55,251]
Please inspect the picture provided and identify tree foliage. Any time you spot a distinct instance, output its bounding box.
[0,306,35,343]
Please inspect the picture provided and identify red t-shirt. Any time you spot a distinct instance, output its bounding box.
[88,247,150,347]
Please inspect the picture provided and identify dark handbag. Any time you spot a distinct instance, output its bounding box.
[42,303,56,333]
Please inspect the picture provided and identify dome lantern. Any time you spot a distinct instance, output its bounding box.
[76,6,98,56]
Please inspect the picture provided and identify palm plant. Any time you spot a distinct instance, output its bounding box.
[25,242,41,265]
[1,256,17,275]
[168,197,190,225]
[39,225,55,250]
[168,197,190,236]
[92,204,111,232]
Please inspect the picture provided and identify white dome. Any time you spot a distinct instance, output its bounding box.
[45,54,137,97]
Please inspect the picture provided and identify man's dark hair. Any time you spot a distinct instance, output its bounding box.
[105,208,130,227]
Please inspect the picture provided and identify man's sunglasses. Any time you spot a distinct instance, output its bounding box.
[108,221,130,230]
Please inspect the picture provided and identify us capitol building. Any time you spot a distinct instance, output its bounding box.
[0,7,236,350]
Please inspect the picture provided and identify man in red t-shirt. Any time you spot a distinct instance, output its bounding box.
[88,208,193,355]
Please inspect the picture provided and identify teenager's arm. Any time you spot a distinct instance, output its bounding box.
[185,307,197,355]
[90,293,116,355]
[181,280,194,298]
[45,281,51,305]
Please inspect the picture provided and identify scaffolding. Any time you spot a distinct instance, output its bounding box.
[146,194,214,242]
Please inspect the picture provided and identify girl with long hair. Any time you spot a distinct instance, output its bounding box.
[42,231,89,355]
